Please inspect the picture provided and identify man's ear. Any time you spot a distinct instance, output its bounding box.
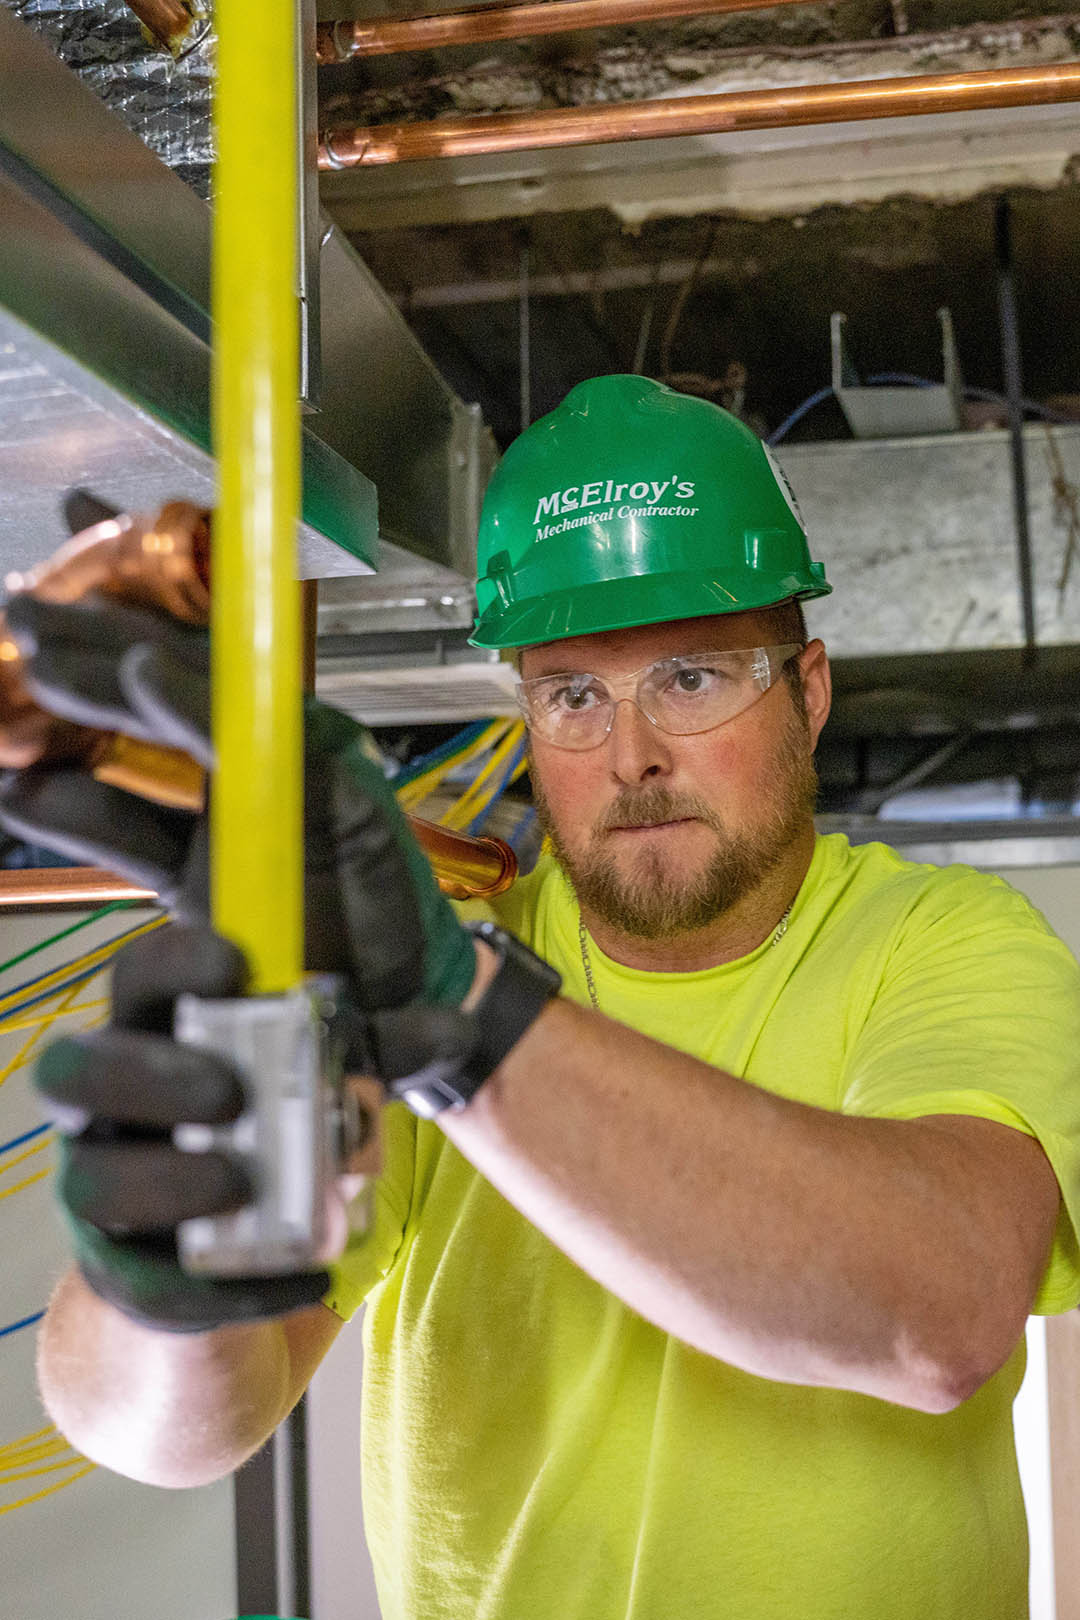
[799,640,831,747]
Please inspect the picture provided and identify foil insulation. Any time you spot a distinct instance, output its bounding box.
[4,0,214,196]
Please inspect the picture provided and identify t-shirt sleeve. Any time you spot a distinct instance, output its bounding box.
[840,867,1080,1314]
[323,1102,417,1322]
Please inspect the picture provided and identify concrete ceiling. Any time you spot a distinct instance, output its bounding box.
[316,2,1080,446]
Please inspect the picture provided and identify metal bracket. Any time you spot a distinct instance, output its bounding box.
[832,307,963,438]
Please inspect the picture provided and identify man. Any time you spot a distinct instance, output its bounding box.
[3,374,1079,1620]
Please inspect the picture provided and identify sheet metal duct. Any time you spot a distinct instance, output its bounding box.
[775,426,1080,658]
[0,7,496,598]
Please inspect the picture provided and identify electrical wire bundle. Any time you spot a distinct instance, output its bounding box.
[393,717,534,847]
[0,901,166,1515]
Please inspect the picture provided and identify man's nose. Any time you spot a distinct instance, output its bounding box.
[607,698,673,785]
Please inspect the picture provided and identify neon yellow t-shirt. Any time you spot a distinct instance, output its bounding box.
[326,833,1080,1620]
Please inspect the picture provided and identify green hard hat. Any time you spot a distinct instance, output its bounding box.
[470,373,831,649]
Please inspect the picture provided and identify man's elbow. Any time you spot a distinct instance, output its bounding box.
[895,1305,1030,1415]
[39,1386,260,1489]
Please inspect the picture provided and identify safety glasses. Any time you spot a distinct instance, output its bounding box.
[515,644,803,751]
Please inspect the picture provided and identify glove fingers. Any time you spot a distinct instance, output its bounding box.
[73,1224,330,1330]
[6,594,207,667]
[6,595,210,746]
[110,922,248,1033]
[62,1139,253,1231]
[36,1028,246,1126]
[120,644,212,767]
[22,644,153,737]
[0,766,193,902]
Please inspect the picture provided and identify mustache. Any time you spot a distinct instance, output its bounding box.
[596,786,722,834]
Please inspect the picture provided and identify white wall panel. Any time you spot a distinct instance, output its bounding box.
[0,904,236,1620]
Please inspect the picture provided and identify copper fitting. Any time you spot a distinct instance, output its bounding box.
[0,502,214,793]
[122,0,208,56]
[318,60,1080,167]
[315,0,809,63]
[5,503,211,624]
[410,820,518,900]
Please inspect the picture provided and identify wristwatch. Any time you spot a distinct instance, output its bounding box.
[387,921,562,1119]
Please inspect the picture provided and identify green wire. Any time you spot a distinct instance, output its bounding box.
[0,899,140,980]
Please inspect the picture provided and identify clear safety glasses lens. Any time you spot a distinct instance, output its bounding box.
[516,644,802,751]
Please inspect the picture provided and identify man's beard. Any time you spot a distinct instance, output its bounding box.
[531,697,818,942]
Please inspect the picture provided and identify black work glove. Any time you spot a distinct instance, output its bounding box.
[0,593,480,1329]
[0,593,477,1008]
[35,925,336,1328]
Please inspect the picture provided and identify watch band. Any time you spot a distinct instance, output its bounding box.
[389,922,561,1118]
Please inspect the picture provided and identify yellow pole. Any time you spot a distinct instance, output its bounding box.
[211,0,303,992]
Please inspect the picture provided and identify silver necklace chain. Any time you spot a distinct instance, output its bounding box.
[577,903,794,1012]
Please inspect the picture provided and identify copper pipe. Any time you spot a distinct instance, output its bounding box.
[319,60,1080,167]
[317,0,809,63]
[0,868,157,908]
[0,821,517,907]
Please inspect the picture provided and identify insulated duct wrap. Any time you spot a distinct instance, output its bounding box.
[4,0,214,196]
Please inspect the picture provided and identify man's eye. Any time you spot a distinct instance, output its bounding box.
[551,682,602,712]
[668,665,726,695]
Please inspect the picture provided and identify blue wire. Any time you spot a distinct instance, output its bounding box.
[0,915,163,1008]
[393,719,492,789]
[0,1310,44,1341]
[0,962,108,1025]
[766,386,836,446]
[0,1123,50,1157]
[768,374,1078,445]
[466,736,529,837]
[507,806,537,853]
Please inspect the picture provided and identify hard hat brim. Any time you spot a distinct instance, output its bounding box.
[469,569,832,650]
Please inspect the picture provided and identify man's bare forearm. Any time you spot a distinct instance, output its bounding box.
[37,1267,302,1487]
[442,996,1059,1412]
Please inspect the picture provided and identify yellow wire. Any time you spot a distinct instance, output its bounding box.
[439,721,526,831]
[0,1462,96,1515]
[0,999,110,1036]
[0,1141,49,1176]
[395,727,508,813]
[0,1169,50,1203]
[395,722,505,803]
[447,743,530,831]
[0,1437,69,1467]
[0,1455,88,1485]
[0,915,165,1022]
[395,720,513,812]
[0,978,99,1090]
[0,1425,55,1456]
